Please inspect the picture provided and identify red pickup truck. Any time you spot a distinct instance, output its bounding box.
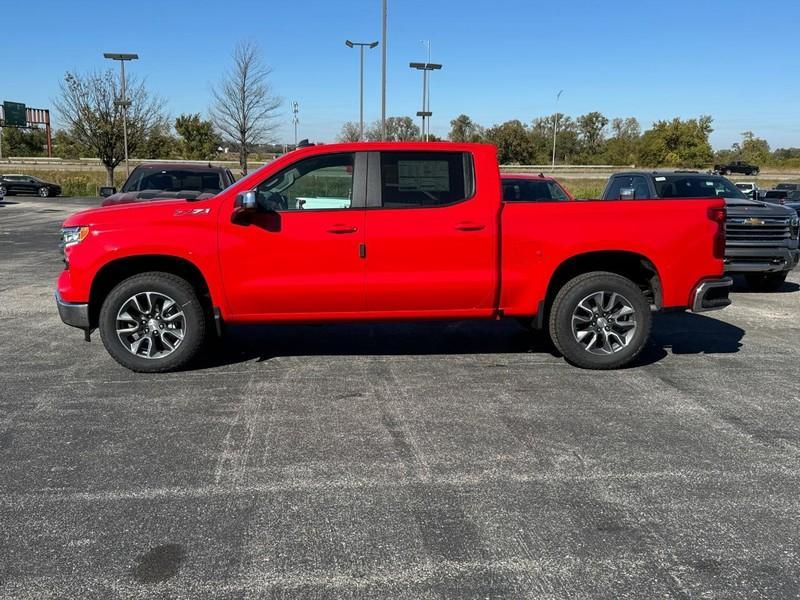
[56,142,732,372]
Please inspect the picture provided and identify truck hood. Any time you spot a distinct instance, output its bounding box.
[63,197,216,228]
[101,190,218,207]
[722,196,796,217]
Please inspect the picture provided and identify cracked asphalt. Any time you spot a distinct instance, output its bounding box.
[1,196,799,599]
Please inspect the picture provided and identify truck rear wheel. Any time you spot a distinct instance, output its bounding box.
[548,272,651,369]
[98,272,206,372]
[744,271,787,292]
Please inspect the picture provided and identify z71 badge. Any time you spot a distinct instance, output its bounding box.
[174,208,211,216]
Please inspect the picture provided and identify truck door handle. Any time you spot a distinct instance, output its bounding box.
[455,222,485,231]
[327,225,358,234]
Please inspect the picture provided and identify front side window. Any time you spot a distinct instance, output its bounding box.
[605,175,651,199]
[256,153,354,211]
[379,152,473,208]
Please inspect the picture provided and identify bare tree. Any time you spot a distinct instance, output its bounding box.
[337,121,361,143]
[54,70,166,185]
[211,41,282,175]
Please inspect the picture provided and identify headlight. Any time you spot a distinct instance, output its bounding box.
[61,226,89,247]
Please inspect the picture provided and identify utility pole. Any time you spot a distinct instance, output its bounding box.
[381,0,388,140]
[552,89,563,168]
[103,53,139,178]
[292,101,299,148]
[346,40,379,141]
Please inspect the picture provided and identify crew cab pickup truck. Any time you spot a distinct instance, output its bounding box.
[602,171,800,291]
[56,143,731,372]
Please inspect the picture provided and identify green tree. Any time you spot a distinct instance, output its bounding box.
[2,127,47,156]
[638,116,713,167]
[52,129,90,159]
[136,122,179,159]
[449,114,484,142]
[604,117,641,165]
[577,111,609,149]
[175,113,221,160]
[484,120,536,164]
[531,114,581,164]
[732,131,770,165]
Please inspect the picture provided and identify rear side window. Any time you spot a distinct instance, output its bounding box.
[604,175,650,199]
[379,152,474,208]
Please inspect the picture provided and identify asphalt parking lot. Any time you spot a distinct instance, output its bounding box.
[1,195,799,599]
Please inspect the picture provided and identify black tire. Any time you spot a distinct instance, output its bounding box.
[99,272,206,372]
[745,271,787,292]
[548,271,651,370]
[38,186,50,198]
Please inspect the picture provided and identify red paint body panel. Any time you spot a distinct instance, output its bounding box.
[59,142,725,327]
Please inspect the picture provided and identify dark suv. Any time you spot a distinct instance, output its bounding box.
[602,171,799,291]
[0,174,62,198]
[100,163,236,206]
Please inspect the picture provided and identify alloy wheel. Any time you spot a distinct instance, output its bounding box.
[571,291,638,355]
[115,291,186,359]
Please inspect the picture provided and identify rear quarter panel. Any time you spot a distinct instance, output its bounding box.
[500,198,725,313]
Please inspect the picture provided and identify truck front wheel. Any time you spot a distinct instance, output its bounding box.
[548,272,651,369]
[98,272,206,372]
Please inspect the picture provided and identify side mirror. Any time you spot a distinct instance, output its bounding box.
[619,187,636,200]
[99,186,117,197]
[232,190,258,223]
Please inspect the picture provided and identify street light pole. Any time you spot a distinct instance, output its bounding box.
[551,89,563,168]
[381,0,387,140]
[292,101,299,147]
[410,60,441,142]
[103,52,139,179]
[345,40,379,141]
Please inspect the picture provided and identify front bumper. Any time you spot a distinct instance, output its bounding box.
[55,292,90,329]
[691,277,733,313]
[725,247,800,273]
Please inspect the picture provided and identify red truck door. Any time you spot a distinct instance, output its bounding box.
[363,150,498,316]
[217,152,366,318]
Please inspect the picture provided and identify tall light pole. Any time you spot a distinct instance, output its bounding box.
[551,89,563,168]
[410,60,441,142]
[292,101,299,148]
[381,0,388,140]
[345,40,379,141]
[103,53,138,178]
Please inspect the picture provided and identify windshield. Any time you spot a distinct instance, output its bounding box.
[735,183,753,191]
[765,191,788,199]
[122,167,224,194]
[654,175,747,199]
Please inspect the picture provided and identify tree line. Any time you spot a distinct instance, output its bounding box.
[338,113,800,169]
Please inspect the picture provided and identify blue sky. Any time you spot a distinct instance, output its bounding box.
[3,0,799,149]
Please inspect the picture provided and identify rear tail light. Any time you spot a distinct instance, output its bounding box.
[708,206,726,260]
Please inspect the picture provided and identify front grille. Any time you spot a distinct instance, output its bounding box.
[725,217,792,242]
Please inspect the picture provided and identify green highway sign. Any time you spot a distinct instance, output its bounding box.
[3,101,27,127]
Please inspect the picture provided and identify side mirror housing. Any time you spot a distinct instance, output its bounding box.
[232,190,258,223]
[99,186,117,197]
[619,187,636,200]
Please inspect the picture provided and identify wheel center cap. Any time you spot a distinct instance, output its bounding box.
[597,317,608,327]
[147,318,160,330]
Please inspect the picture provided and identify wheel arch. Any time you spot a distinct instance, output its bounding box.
[88,255,214,328]
[543,250,662,319]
